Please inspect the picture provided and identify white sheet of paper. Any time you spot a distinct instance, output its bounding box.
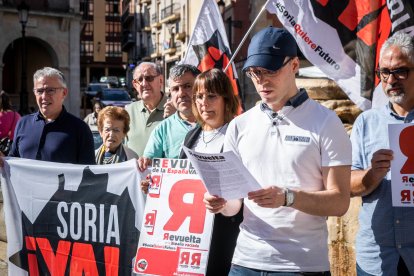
[389,123,414,207]
[182,146,261,200]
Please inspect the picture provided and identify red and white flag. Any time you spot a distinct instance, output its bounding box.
[182,0,241,108]
[267,0,414,110]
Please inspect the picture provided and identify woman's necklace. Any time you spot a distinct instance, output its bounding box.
[202,125,225,147]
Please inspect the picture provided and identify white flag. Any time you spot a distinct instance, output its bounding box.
[266,1,414,110]
[182,0,241,106]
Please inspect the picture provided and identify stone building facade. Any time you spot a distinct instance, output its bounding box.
[121,0,203,92]
[0,0,82,116]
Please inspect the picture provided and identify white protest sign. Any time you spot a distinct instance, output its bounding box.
[389,123,414,207]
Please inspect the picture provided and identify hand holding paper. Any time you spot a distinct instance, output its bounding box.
[248,186,285,208]
[183,146,261,200]
[203,193,227,213]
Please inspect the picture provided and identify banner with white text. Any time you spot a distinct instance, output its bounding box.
[389,123,414,207]
[267,0,414,110]
[134,158,214,275]
[1,158,145,275]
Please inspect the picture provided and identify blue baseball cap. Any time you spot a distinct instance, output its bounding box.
[243,27,297,71]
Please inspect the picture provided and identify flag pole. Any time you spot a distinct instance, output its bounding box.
[224,0,271,72]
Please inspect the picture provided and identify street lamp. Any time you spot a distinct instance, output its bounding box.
[18,1,29,114]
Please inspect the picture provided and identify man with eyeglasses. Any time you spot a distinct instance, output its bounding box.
[204,27,351,275]
[137,64,200,171]
[125,62,174,156]
[350,31,414,275]
[8,67,95,164]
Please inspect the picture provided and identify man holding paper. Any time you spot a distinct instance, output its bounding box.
[350,31,414,275]
[204,27,351,275]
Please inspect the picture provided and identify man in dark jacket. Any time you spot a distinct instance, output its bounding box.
[9,67,95,164]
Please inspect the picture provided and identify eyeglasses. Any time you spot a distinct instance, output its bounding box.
[376,67,414,81]
[134,74,159,85]
[33,87,64,96]
[195,93,220,103]
[246,57,293,79]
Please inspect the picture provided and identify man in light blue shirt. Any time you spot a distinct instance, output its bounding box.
[137,64,200,170]
[143,112,193,159]
[350,31,414,275]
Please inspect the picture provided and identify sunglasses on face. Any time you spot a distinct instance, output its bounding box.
[134,75,159,85]
[376,67,414,81]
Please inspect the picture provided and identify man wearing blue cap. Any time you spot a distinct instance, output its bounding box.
[204,27,352,275]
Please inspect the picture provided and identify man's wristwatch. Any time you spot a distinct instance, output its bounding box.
[283,188,295,207]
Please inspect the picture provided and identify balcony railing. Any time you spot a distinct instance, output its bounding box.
[121,31,135,51]
[151,13,159,24]
[122,0,131,11]
[121,6,134,25]
[142,12,151,27]
[161,3,180,20]
[175,21,186,42]
[151,13,161,28]
[139,11,151,31]
[160,3,180,23]
[150,43,162,58]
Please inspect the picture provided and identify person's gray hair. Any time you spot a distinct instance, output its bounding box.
[133,62,162,76]
[380,31,414,64]
[168,64,201,86]
[33,67,67,88]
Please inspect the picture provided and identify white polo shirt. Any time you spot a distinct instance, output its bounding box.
[224,93,351,272]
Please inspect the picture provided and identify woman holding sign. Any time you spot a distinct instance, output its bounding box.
[178,68,242,276]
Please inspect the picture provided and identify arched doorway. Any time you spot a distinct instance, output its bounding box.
[2,37,58,112]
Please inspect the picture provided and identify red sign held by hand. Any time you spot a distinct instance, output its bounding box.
[164,179,207,234]
[399,125,414,174]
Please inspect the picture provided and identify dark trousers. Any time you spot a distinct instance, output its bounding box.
[206,208,243,276]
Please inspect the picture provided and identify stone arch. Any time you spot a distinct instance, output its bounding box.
[2,36,58,111]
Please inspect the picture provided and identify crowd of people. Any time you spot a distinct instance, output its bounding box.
[0,26,413,275]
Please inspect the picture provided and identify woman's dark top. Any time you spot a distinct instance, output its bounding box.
[179,125,243,276]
